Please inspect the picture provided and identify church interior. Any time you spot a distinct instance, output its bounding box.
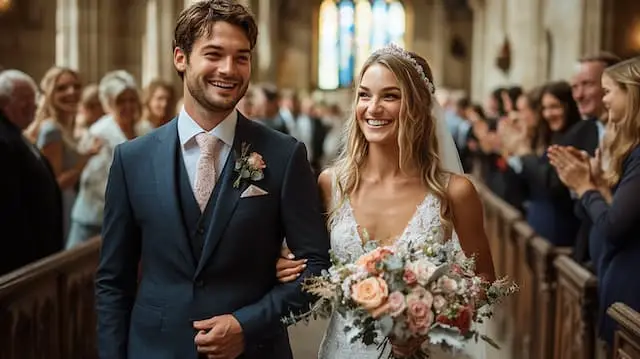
[2,0,640,358]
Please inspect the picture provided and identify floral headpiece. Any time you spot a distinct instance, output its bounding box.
[372,43,435,94]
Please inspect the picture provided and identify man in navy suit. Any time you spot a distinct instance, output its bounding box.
[95,1,330,358]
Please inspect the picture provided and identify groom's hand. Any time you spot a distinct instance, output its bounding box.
[193,315,244,358]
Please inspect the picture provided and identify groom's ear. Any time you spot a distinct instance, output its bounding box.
[174,47,188,75]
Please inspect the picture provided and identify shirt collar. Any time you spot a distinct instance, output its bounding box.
[177,106,237,148]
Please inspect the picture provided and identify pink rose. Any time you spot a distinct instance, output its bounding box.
[438,276,458,294]
[403,268,417,285]
[247,152,266,169]
[413,259,437,286]
[387,291,406,317]
[432,295,447,312]
[406,298,434,336]
[351,277,389,310]
[407,286,433,308]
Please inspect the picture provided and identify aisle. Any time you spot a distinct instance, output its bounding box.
[288,317,512,359]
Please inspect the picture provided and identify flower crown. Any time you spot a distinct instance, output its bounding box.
[372,43,435,94]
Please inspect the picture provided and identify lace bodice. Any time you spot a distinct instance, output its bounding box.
[328,192,463,263]
[317,177,484,359]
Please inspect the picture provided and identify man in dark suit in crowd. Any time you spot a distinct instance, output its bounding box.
[0,69,63,276]
[571,52,621,268]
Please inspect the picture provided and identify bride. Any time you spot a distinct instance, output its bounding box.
[278,44,496,358]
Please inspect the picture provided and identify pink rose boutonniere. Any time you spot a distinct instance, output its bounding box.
[233,142,266,188]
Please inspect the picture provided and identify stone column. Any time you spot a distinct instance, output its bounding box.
[142,0,178,86]
[469,0,486,102]
[255,0,277,83]
[55,0,79,69]
[429,0,447,87]
[56,0,113,83]
[580,0,603,55]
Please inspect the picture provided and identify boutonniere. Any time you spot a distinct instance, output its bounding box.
[233,142,266,188]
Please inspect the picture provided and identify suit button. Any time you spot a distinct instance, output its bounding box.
[196,280,204,287]
[197,227,205,235]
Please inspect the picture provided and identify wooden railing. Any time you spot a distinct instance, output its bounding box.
[553,254,598,359]
[608,302,640,359]
[0,238,100,359]
[475,181,605,359]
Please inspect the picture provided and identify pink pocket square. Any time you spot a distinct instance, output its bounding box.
[240,184,269,198]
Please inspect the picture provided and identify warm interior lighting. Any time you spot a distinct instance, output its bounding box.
[632,20,640,50]
[0,0,10,12]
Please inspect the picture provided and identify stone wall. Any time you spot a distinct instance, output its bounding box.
[1,0,639,103]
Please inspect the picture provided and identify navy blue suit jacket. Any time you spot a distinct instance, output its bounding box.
[95,113,330,358]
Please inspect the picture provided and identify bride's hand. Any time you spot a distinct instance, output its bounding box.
[390,336,426,358]
[276,246,307,283]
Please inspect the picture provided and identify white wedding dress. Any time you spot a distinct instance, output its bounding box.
[317,180,489,359]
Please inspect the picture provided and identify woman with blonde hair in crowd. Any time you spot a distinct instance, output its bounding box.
[24,66,102,238]
[549,56,640,352]
[136,79,177,135]
[67,70,142,248]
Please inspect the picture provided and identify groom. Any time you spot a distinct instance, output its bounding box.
[95,1,330,358]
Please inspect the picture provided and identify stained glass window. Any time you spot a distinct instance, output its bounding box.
[317,0,406,90]
[318,0,340,90]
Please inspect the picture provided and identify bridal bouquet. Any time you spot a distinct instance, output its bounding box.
[283,228,518,359]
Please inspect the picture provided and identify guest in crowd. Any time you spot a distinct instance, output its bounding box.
[502,81,589,246]
[236,84,258,118]
[570,52,622,266]
[279,91,329,175]
[136,79,177,135]
[0,70,63,275]
[255,83,288,133]
[23,66,102,240]
[67,70,142,248]
[549,56,640,350]
[74,84,105,140]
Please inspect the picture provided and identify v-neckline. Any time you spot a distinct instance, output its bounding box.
[346,194,430,246]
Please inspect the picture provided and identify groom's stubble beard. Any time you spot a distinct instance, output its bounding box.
[184,66,249,113]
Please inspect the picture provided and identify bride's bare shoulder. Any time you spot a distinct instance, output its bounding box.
[318,168,334,206]
[446,174,481,206]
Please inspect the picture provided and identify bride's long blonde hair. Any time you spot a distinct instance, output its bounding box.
[329,50,453,234]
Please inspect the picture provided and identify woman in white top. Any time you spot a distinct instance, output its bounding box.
[67,70,142,248]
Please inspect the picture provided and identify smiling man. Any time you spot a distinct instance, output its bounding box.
[94,1,331,358]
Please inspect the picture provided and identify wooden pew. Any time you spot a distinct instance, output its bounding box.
[608,302,640,359]
[511,221,535,359]
[553,254,598,359]
[527,237,571,359]
[0,238,101,359]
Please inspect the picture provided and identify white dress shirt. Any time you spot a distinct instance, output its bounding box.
[177,107,237,189]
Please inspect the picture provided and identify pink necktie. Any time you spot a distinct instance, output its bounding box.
[193,133,220,212]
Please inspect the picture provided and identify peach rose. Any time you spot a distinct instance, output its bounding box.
[247,152,266,169]
[356,248,392,275]
[351,277,389,310]
[387,291,407,317]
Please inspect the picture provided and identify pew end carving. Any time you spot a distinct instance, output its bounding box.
[608,302,640,359]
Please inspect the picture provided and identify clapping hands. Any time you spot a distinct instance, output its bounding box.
[548,145,602,197]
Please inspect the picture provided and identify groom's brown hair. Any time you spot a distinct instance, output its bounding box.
[173,0,258,78]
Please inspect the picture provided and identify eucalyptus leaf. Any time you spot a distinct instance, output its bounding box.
[250,171,264,181]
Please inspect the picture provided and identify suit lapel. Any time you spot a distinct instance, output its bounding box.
[153,119,197,272]
[195,113,250,277]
